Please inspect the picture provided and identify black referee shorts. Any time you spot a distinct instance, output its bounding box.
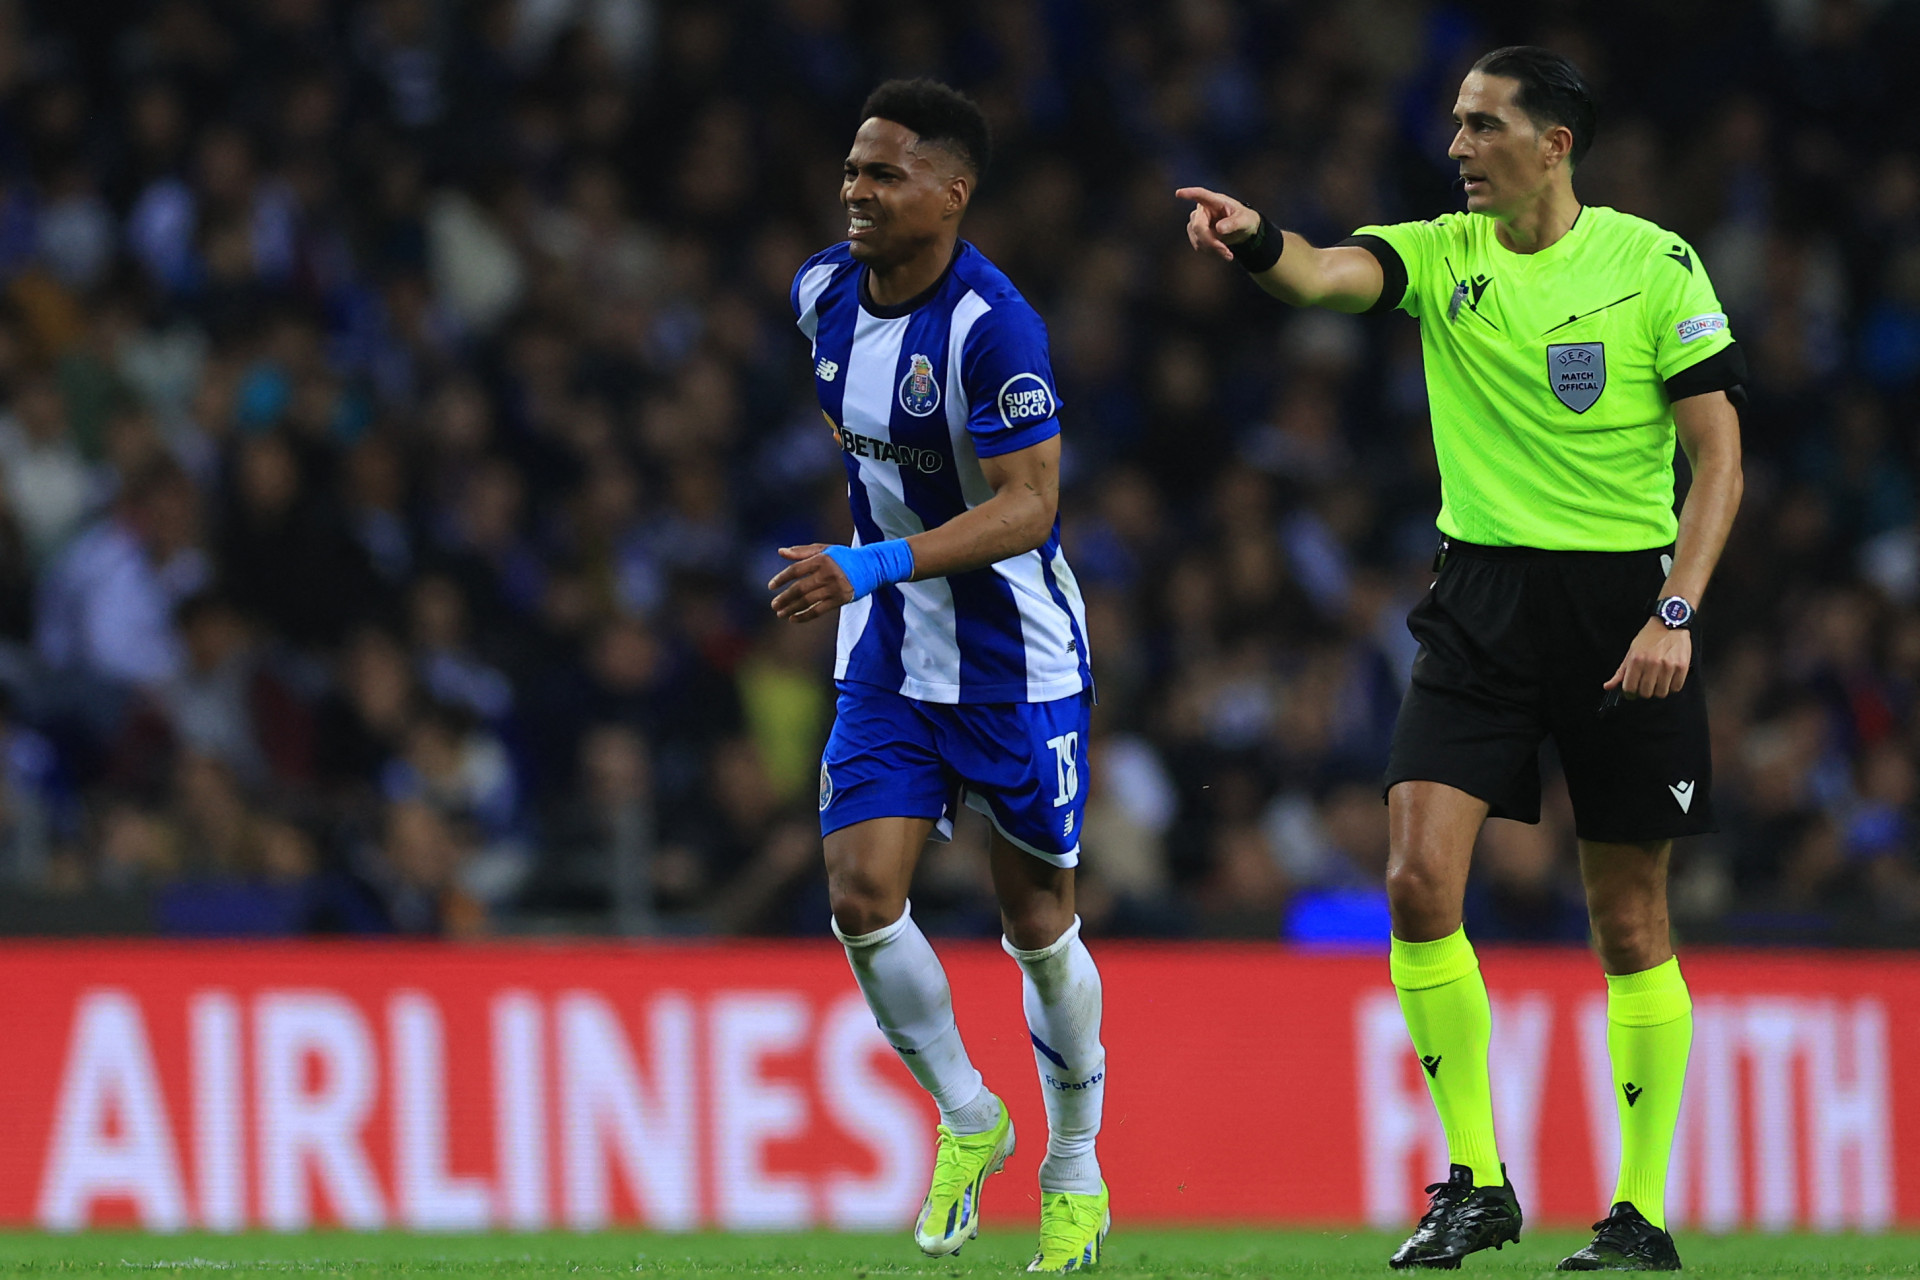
[1384,538,1713,844]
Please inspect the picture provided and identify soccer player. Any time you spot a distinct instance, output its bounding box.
[1180,48,1743,1271]
[769,79,1108,1273]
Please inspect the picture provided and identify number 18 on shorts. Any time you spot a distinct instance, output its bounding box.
[817,681,1093,867]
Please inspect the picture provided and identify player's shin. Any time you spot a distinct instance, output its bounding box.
[1391,927,1505,1188]
[1005,915,1105,1195]
[1605,957,1692,1230]
[836,903,1000,1132]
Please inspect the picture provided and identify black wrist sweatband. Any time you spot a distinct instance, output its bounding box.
[1233,216,1283,274]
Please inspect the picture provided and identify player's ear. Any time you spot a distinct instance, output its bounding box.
[945,173,971,218]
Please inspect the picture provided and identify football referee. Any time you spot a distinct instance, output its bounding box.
[1181,47,1741,1272]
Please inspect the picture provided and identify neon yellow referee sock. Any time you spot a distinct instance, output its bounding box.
[1390,927,1503,1188]
[1606,957,1692,1229]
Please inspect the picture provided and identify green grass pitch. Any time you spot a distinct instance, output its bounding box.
[0,1230,1914,1278]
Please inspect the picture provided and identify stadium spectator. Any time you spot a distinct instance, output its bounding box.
[36,458,207,690]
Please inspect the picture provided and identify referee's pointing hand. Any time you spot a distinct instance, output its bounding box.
[1176,187,1260,260]
[1604,618,1692,700]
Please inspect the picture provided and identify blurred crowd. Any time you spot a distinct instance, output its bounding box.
[0,0,1914,944]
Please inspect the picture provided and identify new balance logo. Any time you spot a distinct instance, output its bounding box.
[1623,1081,1644,1107]
[1420,1054,1443,1078]
[1669,780,1695,813]
[815,358,840,381]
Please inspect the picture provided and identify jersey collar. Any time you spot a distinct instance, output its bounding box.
[858,242,963,319]
[1489,203,1590,263]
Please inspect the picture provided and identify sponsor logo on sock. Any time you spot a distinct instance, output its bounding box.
[1668,780,1694,813]
[1420,1054,1443,1078]
[1031,1032,1069,1070]
[1623,1081,1644,1107]
[891,1044,918,1056]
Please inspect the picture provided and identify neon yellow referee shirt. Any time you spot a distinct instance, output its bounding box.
[1347,206,1742,551]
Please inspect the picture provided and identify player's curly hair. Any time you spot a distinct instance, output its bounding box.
[1472,46,1597,168]
[860,79,992,182]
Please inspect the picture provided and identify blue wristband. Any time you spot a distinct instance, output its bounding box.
[824,540,915,602]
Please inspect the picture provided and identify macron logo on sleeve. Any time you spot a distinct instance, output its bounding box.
[997,373,1056,428]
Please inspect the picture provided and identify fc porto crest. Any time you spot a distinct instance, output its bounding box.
[1547,342,1606,413]
[898,352,941,417]
[818,763,834,812]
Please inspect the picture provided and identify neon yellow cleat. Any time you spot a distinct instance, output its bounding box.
[912,1098,1014,1257]
[1027,1182,1111,1273]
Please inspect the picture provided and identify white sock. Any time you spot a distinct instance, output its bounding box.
[836,902,998,1134]
[1005,915,1105,1194]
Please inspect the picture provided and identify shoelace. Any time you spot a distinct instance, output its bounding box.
[927,1125,977,1204]
[1414,1180,1471,1227]
[1036,1192,1097,1258]
[1587,1211,1645,1245]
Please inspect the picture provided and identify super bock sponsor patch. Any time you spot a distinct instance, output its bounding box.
[1547,341,1606,413]
[997,372,1056,429]
[1675,312,1728,344]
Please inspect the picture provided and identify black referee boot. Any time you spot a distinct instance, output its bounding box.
[1388,1163,1523,1269]
[1556,1202,1682,1271]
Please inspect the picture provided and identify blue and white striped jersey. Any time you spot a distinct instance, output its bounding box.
[792,240,1091,704]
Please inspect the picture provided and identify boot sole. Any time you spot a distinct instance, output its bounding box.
[1390,1221,1522,1269]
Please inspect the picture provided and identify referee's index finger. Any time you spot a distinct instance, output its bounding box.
[1174,186,1230,214]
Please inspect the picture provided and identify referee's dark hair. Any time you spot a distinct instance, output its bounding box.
[861,79,992,182]
[1472,46,1597,168]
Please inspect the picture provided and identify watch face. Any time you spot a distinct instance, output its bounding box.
[1659,597,1692,627]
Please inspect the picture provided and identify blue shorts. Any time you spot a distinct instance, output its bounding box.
[818,681,1092,867]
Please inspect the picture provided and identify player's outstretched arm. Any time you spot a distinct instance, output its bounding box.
[1176,186,1384,313]
[767,436,1059,623]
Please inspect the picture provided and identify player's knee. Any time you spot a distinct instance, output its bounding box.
[827,874,905,938]
[1001,900,1070,952]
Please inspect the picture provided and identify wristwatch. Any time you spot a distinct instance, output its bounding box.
[1653,595,1694,630]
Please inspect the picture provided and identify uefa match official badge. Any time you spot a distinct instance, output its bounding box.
[1547,341,1606,413]
[898,352,941,416]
